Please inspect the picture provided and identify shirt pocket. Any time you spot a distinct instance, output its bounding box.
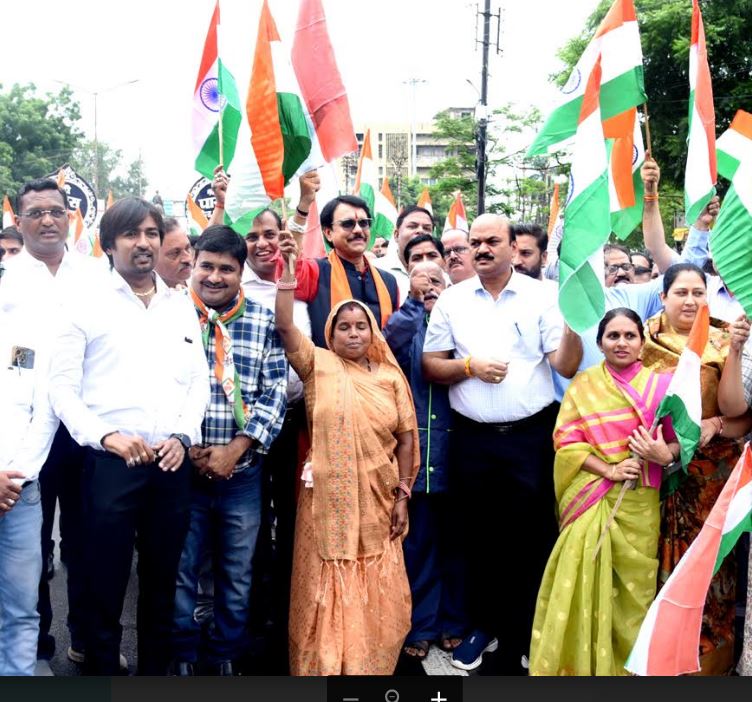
[2,365,35,411]
[508,317,542,360]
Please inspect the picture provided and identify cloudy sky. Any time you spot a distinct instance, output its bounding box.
[0,0,599,200]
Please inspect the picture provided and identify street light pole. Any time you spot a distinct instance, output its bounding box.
[403,78,426,179]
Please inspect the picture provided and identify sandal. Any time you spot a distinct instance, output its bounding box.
[440,635,463,652]
[403,640,431,659]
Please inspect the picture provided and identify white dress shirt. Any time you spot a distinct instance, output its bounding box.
[49,270,210,450]
[373,243,410,301]
[424,272,563,423]
[0,249,105,480]
[241,261,311,403]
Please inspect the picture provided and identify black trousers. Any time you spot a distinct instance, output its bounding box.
[37,423,86,653]
[449,405,559,673]
[81,448,191,675]
[252,401,306,672]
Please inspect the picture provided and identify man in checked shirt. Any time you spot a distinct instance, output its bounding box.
[172,225,288,676]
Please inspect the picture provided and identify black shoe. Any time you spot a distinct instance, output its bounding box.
[173,661,194,676]
[37,633,56,660]
[217,660,234,676]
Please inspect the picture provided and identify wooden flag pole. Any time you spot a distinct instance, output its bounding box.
[592,418,658,560]
[643,102,653,156]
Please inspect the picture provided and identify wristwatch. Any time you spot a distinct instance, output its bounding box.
[663,458,682,476]
[169,433,191,450]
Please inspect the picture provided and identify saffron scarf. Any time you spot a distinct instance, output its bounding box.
[554,361,673,528]
[327,249,394,329]
[190,287,249,430]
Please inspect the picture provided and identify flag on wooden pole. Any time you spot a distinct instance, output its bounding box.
[684,0,717,225]
[527,0,645,157]
[193,0,242,179]
[559,56,611,334]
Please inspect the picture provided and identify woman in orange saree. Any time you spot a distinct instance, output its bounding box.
[275,240,420,676]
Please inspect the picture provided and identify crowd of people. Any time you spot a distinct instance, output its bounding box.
[1,156,752,677]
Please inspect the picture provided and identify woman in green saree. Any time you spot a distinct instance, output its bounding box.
[530,308,679,676]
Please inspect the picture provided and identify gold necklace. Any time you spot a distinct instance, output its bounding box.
[134,285,156,298]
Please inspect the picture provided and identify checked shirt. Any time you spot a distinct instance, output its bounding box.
[199,297,288,472]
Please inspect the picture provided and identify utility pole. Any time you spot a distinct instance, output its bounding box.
[475,1,501,215]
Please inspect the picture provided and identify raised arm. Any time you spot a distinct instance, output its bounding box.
[207,165,228,229]
[546,325,583,379]
[275,232,304,355]
[718,315,751,417]
[640,157,676,273]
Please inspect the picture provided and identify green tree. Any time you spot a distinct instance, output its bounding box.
[112,156,147,199]
[428,104,544,226]
[0,83,83,197]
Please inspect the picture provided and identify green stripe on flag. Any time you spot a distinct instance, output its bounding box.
[611,173,644,240]
[227,206,266,236]
[714,512,752,575]
[196,60,242,179]
[711,185,752,319]
[277,92,312,183]
[560,174,610,332]
[717,151,741,181]
[371,212,394,240]
[359,183,376,219]
[656,393,701,469]
[528,68,646,156]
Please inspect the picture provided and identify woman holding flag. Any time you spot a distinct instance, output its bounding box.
[529,307,679,676]
[641,262,752,674]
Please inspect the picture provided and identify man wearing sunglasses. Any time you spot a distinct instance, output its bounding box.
[293,195,399,348]
[0,178,105,673]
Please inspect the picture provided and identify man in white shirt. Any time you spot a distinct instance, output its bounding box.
[423,214,582,674]
[0,178,105,666]
[0,305,58,675]
[49,197,210,675]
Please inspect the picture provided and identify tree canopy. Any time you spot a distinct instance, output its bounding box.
[0,83,83,198]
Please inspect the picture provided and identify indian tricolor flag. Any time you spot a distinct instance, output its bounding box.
[418,186,432,215]
[443,192,468,233]
[353,130,397,244]
[607,106,645,239]
[710,110,752,319]
[187,194,210,238]
[527,0,645,157]
[684,0,716,225]
[626,444,752,676]
[547,183,560,236]
[654,303,708,474]
[193,0,242,180]
[2,195,14,228]
[559,56,611,334]
[224,0,356,235]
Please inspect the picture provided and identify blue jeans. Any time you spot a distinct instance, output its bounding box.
[173,464,263,664]
[0,480,42,676]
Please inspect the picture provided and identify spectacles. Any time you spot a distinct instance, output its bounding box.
[443,245,470,258]
[335,218,371,231]
[633,266,652,276]
[19,208,68,220]
[605,262,633,274]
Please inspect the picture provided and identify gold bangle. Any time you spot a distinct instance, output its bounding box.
[644,193,659,202]
[464,356,473,378]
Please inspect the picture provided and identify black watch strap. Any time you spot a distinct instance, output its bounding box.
[170,433,191,450]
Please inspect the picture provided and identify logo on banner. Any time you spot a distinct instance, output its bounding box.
[188,177,216,220]
[46,164,98,229]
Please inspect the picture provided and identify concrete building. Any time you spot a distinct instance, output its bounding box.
[339,107,475,200]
